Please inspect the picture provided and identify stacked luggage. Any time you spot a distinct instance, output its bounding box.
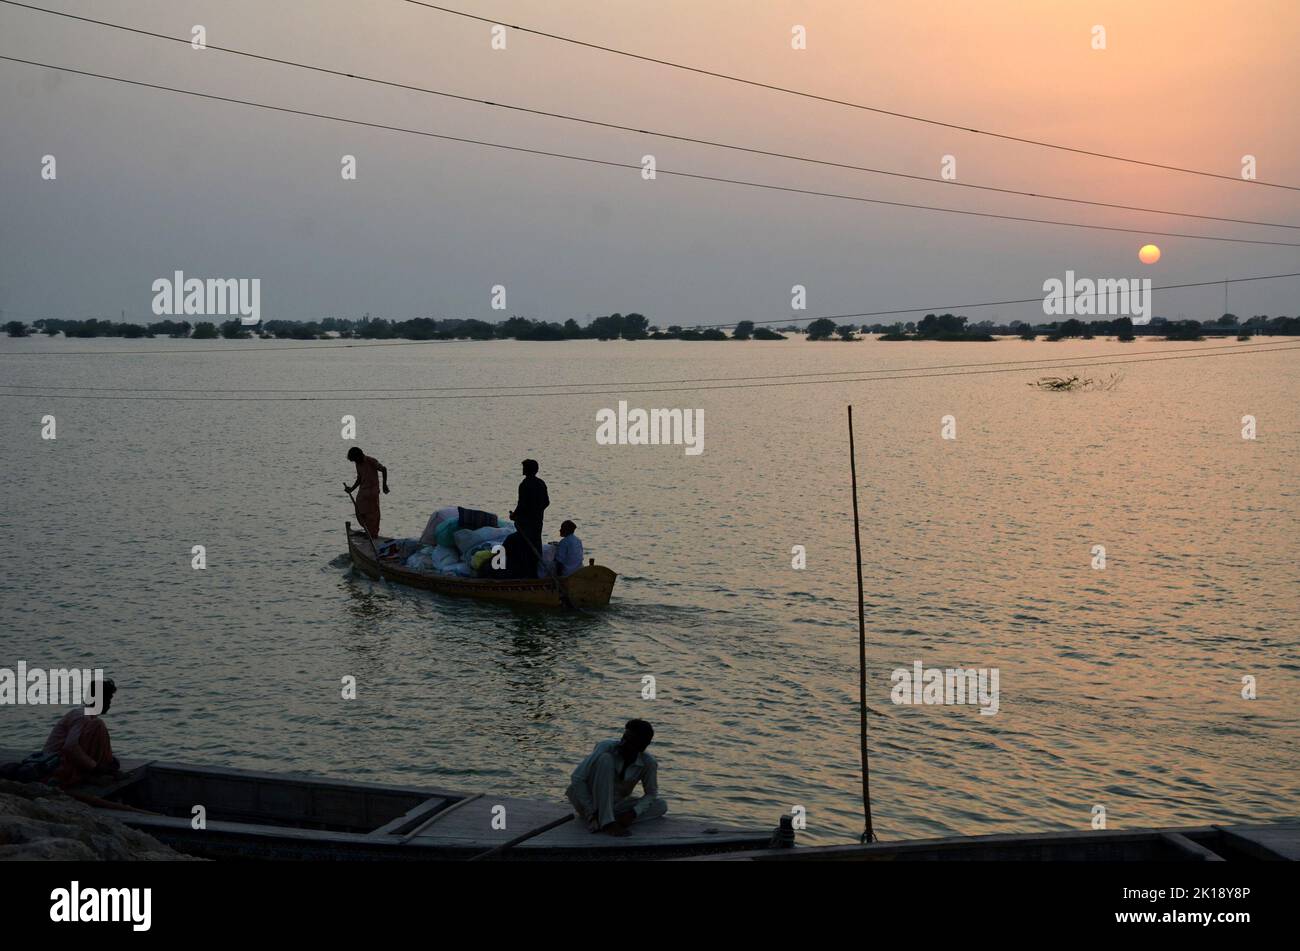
[392,506,516,577]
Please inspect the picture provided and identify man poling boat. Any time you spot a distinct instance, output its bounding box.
[343,447,388,538]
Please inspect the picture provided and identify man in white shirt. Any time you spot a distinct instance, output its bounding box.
[554,520,584,576]
[565,719,667,836]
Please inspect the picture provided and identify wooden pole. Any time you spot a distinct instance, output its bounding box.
[466,813,576,862]
[344,485,386,583]
[514,529,578,612]
[848,405,876,843]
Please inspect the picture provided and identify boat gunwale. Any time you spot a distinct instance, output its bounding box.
[113,811,772,853]
[683,821,1300,861]
[139,758,465,802]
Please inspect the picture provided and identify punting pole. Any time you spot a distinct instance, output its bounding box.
[515,530,578,612]
[848,405,876,843]
[344,485,386,584]
[466,813,577,862]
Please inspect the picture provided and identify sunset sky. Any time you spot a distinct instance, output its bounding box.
[2,0,1297,324]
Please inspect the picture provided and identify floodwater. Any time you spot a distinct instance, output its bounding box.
[1,335,1297,844]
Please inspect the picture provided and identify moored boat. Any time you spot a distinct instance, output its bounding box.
[688,822,1300,861]
[16,752,780,861]
[344,522,617,609]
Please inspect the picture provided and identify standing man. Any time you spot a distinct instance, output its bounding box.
[566,719,667,836]
[345,446,389,538]
[508,458,548,577]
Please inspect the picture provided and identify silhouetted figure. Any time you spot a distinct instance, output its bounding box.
[508,458,548,577]
[344,447,389,538]
[43,679,120,788]
[566,719,667,836]
[483,530,531,579]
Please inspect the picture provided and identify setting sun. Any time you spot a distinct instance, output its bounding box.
[1138,244,1161,264]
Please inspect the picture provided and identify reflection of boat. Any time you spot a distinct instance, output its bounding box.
[29,753,779,861]
[344,522,617,609]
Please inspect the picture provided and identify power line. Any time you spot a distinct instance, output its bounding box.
[1,339,1291,393]
[399,0,1300,193]
[3,55,1296,250]
[3,343,1297,401]
[0,307,84,320]
[2,0,1292,232]
[697,272,1300,329]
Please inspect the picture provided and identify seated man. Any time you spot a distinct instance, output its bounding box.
[43,679,119,788]
[554,520,584,577]
[565,719,667,836]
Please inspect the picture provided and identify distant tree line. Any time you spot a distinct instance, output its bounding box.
[795,312,1300,342]
[6,317,198,338]
[3,312,785,342]
[6,311,1298,342]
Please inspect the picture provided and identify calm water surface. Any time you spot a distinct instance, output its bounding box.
[2,336,1297,844]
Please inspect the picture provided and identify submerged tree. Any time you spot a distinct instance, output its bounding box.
[806,317,837,340]
[1029,372,1123,392]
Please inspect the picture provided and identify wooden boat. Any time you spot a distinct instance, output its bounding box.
[690,822,1300,861]
[9,751,781,861]
[344,522,617,609]
[10,746,1293,861]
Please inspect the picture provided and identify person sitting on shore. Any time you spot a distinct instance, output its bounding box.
[565,719,667,836]
[43,679,120,788]
[554,520,583,577]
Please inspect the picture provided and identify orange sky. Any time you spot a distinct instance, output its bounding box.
[1,0,1297,322]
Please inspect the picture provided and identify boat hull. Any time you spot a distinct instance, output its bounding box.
[689,822,1300,861]
[345,522,616,609]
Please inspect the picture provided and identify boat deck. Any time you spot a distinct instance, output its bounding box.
[399,792,765,853]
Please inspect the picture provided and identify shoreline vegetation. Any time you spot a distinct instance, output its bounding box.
[4,311,1296,343]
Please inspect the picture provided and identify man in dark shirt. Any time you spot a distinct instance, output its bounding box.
[509,458,549,577]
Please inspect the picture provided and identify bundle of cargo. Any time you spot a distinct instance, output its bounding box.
[378,506,515,578]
